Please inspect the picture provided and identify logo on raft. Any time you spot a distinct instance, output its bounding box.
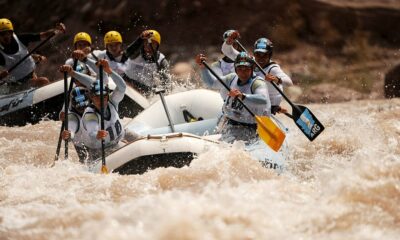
[0,89,35,116]
[262,158,284,171]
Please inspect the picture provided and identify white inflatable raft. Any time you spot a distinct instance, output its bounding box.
[0,78,149,126]
[90,89,289,175]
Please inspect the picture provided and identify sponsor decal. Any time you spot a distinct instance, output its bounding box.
[296,109,320,138]
[0,89,35,116]
[263,158,283,171]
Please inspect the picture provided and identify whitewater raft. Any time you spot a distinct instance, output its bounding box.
[0,78,149,126]
[90,89,289,174]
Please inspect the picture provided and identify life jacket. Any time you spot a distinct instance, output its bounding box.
[222,75,269,124]
[65,58,94,76]
[218,58,235,76]
[82,102,124,149]
[124,52,166,88]
[67,109,86,148]
[91,50,127,76]
[0,33,35,82]
[254,61,284,106]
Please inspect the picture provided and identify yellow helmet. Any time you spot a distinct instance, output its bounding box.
[147,30,161,45]
[0,18,13,32]
[73,32,92,45]
[104,31,122,45]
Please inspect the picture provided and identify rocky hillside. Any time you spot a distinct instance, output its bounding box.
[2,0,400,102]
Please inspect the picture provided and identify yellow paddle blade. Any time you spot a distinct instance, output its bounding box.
[255,116,286,152]
[101,165,109,174]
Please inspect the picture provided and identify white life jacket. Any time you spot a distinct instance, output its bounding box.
[82,102,124,149]
[67,111,86,148]
[222,75,269,124]
[0,33,35,82]
[65,58,94,76]
[218,59,235,76]
[124,53,166,88]
[254,63,283,106]
[91,50,127,76]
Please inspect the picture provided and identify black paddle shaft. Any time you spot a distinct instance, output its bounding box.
[99,65,106,167]
[64,72,69,159]
[54,59,78,161]
[202,61,256,118]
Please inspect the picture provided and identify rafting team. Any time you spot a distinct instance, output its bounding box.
[0,18,293,163]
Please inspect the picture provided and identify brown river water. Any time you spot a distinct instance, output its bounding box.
[0,98,399,240]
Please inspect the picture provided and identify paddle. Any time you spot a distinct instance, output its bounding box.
[63,71,69,159]
[99,65,108,174]
[202,60,285,152]
[148,38,175,133]
[0,33,56,84]
[155,88,175,133]
[235,40,324,141]
[54,59,78,162]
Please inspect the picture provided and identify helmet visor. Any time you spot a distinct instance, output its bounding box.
[234,61,253,68]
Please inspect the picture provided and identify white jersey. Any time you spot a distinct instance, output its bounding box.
[211,58,235,76]
[91,50,126,76]
[82,102,124,149]
[66,111,86,148]
[65,58,95,76]
[124,53,166,88]
[222,75,270,124]
[254,63,292,106]
[0,33,35,82]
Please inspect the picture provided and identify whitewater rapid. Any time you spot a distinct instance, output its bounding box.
[0,98,399,239]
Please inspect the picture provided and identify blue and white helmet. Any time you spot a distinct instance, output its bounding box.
[234,52,254,68]
[71,87,90,109]
[253,38,273,55]
[90,80,110,96]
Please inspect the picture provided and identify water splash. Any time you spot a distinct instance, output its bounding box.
[0,98,399,239]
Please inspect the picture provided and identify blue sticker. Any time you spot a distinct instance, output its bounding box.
[296,109,315,136]
[256,42,267,49]
[76,64,84,73]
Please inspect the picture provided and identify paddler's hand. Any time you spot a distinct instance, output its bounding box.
[62,130,71,140]
[195,54,206,69]
[228,88,245,100]
[59,111,65,121]
[40,23,66,40]
[96,59,112,74]
[32,54,47,64]
[278,106,288,114]
[59,65,73,74]
[97,130,108,140]
[226,30,240,45]
[82,46,91,55]
[31,77,49,87]
[0,70,9,79]
[265,74,281,84]
[140,30,153,40]
[72,50,87,61]
[54,22,66,34]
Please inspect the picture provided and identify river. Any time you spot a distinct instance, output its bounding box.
[0,98,399,239]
